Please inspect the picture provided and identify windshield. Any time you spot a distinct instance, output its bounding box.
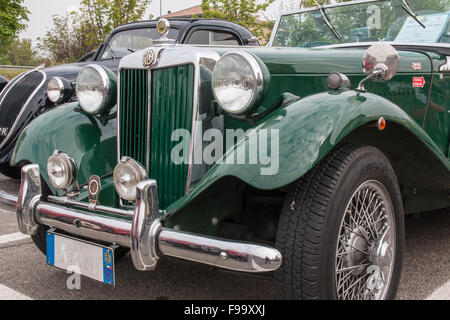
[272,0,450,48]
[101,27,180,60]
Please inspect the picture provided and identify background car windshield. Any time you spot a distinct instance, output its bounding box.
[101,27,179,60]
[272,0,450,47]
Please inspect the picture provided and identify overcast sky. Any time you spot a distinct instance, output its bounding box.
[21,0,288,43]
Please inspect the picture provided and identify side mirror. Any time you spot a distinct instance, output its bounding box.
[357,43,400,92]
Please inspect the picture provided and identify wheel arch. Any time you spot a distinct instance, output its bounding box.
[342,121,450,191]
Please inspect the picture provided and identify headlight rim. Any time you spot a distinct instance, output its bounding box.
[212,50,266,115]
[113,157,148,202]
[47,77,65,104]
[47,150,78,190]
[75,64,112,115]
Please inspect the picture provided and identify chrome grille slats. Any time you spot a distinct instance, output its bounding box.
[119,65,194,209]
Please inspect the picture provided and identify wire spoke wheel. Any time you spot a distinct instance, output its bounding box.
[335,180,396,300]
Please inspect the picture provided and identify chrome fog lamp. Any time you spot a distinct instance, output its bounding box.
[47,77,73,103]
[114,157,148,202]
[47,151,78,190]
[212,51,268,115]
[75,64,117,115]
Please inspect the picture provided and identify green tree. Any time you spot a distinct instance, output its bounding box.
[80,0,153,49]
[0,38,39,66]
[201,0,276,43]
[38,12,91,64]
[0,0,29,48]
[39,0,153,64]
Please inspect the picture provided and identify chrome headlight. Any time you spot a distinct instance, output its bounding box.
[47,77,73,104]
[114,157,148,202]
[212,51,268,115]
[75,64,116,115]
[47,151,77,190]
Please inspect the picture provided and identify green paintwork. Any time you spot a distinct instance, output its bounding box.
[165,90,450,214]
[12,103,118,205]
[11,45,450,221]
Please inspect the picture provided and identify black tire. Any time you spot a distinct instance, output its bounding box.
[0,163,21,179]
[275,144,404,300]
[31,177,130,261]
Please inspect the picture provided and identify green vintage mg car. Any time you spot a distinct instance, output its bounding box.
[1,0,449,300]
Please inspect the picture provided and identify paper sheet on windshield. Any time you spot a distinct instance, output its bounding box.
[395,12,449,43]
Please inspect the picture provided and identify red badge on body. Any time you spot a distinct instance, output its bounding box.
[413,77,425,88]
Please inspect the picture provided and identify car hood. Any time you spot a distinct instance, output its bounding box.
[42,59,120,82]
[212,46,435,75]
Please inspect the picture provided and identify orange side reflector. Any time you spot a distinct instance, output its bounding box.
[378,117,386,131]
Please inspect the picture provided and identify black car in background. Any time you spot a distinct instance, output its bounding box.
[0,18,258,178]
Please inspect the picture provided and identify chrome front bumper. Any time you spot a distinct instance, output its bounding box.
[0,164,282,273]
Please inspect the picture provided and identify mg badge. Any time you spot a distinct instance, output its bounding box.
[143,50,155,68]
[88,175,101,205]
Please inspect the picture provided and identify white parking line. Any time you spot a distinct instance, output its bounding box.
[426,281,450,300]
[0,208,14,215]
[0,284,32,300]
[0,232,30,245]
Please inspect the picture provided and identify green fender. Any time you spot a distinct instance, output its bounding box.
[166,90,450,213]
[12,103,117,197]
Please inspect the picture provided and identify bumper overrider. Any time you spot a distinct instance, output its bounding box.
[0,164,282,273]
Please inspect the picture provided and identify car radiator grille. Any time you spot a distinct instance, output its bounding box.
[0,71,44,145]
[119,65,195,209]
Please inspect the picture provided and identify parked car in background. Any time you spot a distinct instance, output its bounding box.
[77,50,97,63]
[1,0,449,300]
[0,18,257,178]
[0,76,7,93]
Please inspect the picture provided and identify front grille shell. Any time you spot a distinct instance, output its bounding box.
[117,46,221,209]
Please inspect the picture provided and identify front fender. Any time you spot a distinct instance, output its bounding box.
[12,103,117,196]
[168,90,449,212]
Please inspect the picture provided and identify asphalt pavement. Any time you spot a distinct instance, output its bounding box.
[0,173,448,300]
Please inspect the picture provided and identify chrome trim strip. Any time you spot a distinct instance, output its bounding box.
[146,67,152,170]
[48,195,134,218]
[38,202,132,247]
[5,166,282,273]
[116,68,121,167]
[320,41,450,50]
[0,69,47,150]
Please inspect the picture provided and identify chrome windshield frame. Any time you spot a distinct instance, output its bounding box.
[268,0,450,47]
[268,0,383,46]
